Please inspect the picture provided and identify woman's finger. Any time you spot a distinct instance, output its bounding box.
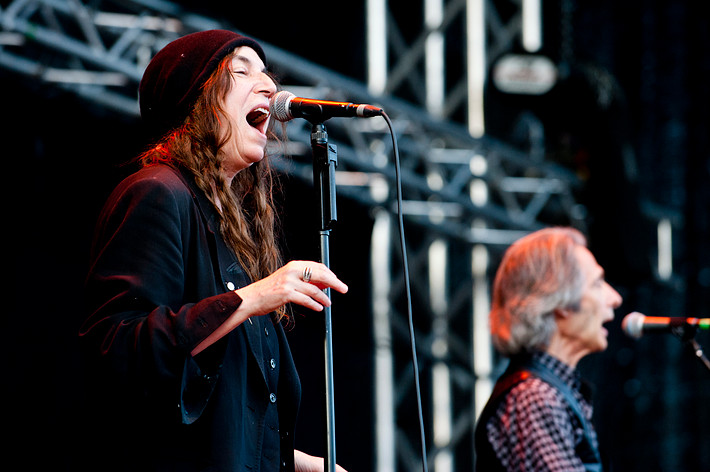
[294,261,348,294]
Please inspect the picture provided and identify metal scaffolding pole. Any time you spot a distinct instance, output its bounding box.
[429,238,452,472]
[372,208,396,472]
[367,0,388,96]
[466,0,486,137]
[425,0,445,117]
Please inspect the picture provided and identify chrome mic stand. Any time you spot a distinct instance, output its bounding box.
[309,121,339,472]
[671,323,710,373]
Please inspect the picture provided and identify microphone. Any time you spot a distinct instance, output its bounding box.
[621,312,710,339]
[270,90,384,122]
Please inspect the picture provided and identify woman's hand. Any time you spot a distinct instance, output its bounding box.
[191,261,347,356]
[236,260,348,318]
[294,449,348,472]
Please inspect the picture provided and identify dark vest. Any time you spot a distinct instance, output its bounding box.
[474,355,602,472]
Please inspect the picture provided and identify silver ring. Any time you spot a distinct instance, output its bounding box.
[302,266,312,283]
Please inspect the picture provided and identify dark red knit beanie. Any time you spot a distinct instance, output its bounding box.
[139,29,266,137]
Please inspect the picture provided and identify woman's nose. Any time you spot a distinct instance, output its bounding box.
[258,74,277,96]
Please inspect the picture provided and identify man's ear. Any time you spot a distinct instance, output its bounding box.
[553,307,572,320]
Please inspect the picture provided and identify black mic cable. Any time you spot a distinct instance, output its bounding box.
[272,94,429,471]
[383,111,429,472]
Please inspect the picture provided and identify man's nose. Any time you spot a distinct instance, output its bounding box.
[607,283,622,308]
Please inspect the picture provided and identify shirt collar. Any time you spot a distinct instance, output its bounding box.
[530,350,582,391]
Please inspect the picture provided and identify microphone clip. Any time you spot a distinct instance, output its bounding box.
[670,319,701,343]
[671,323,710,373]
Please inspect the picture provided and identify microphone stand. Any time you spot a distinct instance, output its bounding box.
[687,338,710,372]
[309,121,338,472]
[671,323,710,373]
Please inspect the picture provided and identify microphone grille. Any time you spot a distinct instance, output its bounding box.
[622,312,645,339]
[270,91,294,122]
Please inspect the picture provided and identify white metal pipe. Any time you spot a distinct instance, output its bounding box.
[522,0,542,52]
[425,0,445,117]
[367,0,388,96]
[372,208,396,472]
[429,239,453,472]
[466,0,486,137]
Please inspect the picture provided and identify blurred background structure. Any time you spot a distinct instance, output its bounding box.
[3,1,709,471]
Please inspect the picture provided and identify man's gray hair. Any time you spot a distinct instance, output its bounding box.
[489,227,587,356]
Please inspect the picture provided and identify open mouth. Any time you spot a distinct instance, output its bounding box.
[246,106,270,130]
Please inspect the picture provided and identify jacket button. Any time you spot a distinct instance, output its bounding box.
[226,281,235,291]
[269,393,277,403]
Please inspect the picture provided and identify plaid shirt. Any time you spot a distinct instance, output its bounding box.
[484,351,598,472]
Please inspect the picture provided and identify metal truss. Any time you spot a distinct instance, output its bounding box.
[364,1,584,471]
[0,1,584,471]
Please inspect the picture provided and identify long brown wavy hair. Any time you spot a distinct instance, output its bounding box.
[139,50,286,318]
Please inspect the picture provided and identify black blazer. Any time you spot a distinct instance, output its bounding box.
[80,164,301,471]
